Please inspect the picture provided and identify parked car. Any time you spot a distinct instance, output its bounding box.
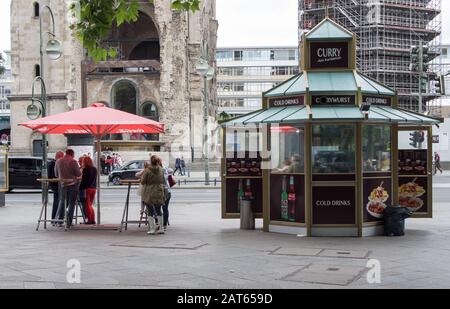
[8,157,55,191]
[108,160,146,185]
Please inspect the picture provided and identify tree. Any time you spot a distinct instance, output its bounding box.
[70,0,200,62]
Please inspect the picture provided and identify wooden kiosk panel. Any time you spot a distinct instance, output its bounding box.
[397,127,433,218]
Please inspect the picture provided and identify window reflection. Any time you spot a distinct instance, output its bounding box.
[363,125,391,172]
[271,126,305,174]
[312,125,356,174]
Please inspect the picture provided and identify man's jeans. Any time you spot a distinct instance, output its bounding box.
[163,192,172,227]
[51,188,59,220]
[55,184,79,225]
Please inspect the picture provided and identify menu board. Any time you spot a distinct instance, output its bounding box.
[226,158,262,177]
[363,178,392,223]
[398,177,428,214]
[270,175,305,223]
[398,150,427,176]
[312,186,356,225]
[225,178,263,215]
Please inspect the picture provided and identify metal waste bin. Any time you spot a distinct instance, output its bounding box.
[240,198,255,230]
[384,206,413,237]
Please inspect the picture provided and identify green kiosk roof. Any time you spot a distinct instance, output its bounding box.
[305,19,354,41]
[225,106,441,126]
[264,71,396,97]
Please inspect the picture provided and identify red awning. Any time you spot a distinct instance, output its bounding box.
[20,103,164,136]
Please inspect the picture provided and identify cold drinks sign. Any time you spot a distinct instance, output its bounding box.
[310,42,349,69]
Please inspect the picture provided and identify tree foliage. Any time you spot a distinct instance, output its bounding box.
[71,0,200,62]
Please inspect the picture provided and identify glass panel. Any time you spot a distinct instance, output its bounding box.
[312,124,356,174]
[398,130,428,150]
[363,125,391,172]
[271,125,305,173]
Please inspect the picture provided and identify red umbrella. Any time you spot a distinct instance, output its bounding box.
[21,103,165,225]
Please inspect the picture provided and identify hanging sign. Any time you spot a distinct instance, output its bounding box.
[362,96,392,107]
[311,95,356,106]
[268,96,305,108]
[310,42,349,69]
[27,104,41,120]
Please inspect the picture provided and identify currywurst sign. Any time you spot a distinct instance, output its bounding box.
[269,96,305,108]
[310,42,349,69]
[312,95,356,106]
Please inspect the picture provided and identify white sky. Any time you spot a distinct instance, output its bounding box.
[1,0,450,51]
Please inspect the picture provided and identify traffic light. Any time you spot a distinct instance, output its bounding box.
[434,75,446,95]
[410,131,419,148]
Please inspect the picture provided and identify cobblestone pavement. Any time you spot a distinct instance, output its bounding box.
[0,191,450,289]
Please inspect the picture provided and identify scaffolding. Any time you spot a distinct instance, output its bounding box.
[300,0,442,113]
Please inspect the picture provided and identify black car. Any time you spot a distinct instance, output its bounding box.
[109,160,146,185]
[9,157,55,191]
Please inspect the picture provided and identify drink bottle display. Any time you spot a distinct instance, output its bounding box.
[237,179,244,212]
[288,176,296,222]
[281,176,289,221]
[244,179,253,200]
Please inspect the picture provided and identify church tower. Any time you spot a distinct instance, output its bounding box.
[9,0,218,160]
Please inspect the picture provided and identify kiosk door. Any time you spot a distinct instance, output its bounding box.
[397,127,433,218]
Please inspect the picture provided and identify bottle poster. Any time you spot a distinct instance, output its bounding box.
[225,178,263,215]
[270,175,305,223]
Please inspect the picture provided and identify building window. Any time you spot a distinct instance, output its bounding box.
[33,2,40,18]
[34,64,41,77]
[234,51,243,61]
[141,102,159,141]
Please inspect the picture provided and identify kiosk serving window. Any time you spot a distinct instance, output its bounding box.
[363,125,391,172]
[312,125,356,174]
[270,125,305,173]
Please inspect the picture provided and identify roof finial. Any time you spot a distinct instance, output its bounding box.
[325,6,330,18]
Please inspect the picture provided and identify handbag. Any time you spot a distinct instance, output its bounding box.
[168,174,176,188]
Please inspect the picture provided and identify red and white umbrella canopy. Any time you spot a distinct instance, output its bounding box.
[20,103,164,136]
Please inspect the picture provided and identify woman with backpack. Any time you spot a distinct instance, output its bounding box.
[141,155,166,235]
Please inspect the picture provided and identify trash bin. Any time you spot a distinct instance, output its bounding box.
[384,206,413,237]
[240,198,255,230]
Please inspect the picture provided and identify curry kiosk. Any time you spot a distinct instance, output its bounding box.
[221,18,442,237]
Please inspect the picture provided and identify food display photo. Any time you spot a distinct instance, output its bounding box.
[398,177,427,213]
[363,179,392,223]
[398,150,427,176]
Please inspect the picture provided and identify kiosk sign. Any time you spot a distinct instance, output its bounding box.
[312,186,356,225]
[310,42,349,69]
[362,96,392,107]
[312,95,356,106]
[268,96,305,108]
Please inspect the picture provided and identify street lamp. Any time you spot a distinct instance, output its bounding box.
[29,5,62,211]
[196,40,215,186]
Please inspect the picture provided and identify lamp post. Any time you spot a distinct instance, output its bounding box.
[196,41,215,186]
[29,5,62,210]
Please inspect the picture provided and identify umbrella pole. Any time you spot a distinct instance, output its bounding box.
[96,137,101,225]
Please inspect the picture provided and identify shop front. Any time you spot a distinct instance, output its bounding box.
[221,18,442,237]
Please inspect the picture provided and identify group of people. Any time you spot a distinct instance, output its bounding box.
[173,157,187,176]
[137,155,173,235]
[48,149,98,227]
[100,153,123,175]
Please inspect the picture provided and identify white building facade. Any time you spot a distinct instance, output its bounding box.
[217,47,299,116]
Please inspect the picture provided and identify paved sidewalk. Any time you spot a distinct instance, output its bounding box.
[1,198,450,289]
